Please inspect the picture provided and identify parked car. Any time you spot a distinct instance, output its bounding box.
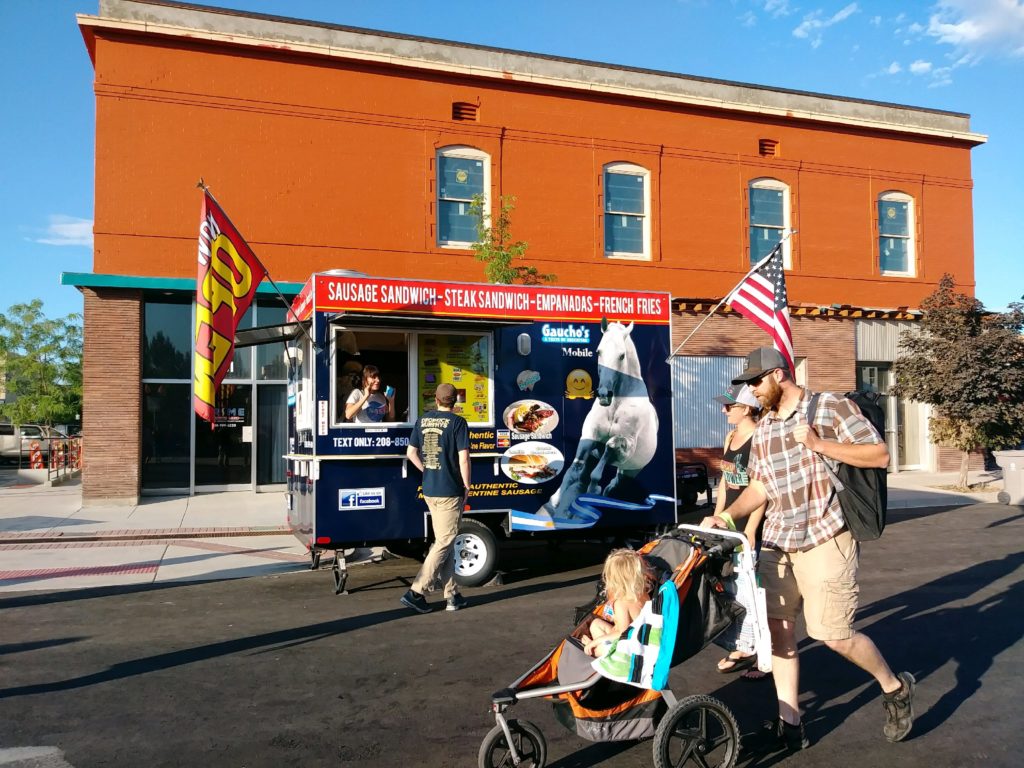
[0,424,69,463]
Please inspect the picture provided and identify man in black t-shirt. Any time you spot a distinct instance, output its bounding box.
[400,383,472,614]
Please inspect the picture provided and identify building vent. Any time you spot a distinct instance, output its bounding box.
[759,138,779,157]
[452,102,479,121]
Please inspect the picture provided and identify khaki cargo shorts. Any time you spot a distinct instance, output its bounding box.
[759,530,860,641]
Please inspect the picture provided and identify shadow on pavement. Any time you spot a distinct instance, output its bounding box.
[0,569,599,700]
[0,637,88,656]
[712,549,1024,756]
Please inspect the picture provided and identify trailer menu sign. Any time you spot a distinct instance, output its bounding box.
[297,275,670,324]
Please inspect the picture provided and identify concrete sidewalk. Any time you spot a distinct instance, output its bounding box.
[0,480,290,544]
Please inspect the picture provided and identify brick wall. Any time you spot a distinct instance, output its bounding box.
[670,313,857,394]
[935,445,985,473]
[83,288,142,504]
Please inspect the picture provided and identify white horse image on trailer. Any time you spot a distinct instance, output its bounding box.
[542,319,659,520]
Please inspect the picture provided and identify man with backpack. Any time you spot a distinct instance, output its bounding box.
[702,347,915,753]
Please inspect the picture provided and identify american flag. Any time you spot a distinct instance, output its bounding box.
[726,243,795,372]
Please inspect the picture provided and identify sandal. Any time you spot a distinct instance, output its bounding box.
[742,668,771,681]
[717,653,756,674]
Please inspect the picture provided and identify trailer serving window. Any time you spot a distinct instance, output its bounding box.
[330,327,492,427]
[332,328,411,426]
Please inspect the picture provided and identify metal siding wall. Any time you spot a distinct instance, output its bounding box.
[856,320,914,361]
[671,356,745,448]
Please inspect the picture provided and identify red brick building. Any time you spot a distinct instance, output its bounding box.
[68,0,986,503]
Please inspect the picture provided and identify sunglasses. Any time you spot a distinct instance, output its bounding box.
[749,369,778,386]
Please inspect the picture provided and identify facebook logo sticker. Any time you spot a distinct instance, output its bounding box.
[339,488,386,510]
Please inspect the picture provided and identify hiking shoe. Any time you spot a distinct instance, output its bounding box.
[400,590,431,614]
[883,671,916,742]
[741,719,809,755]
[445,593,468,612]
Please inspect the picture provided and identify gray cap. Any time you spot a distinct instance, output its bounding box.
[713,384,761,410]
[732,346,789,384]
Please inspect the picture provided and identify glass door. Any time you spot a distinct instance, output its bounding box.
[194,383,253,490]
[256,384,287,487]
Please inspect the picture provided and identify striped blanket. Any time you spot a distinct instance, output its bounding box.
[591,579,679,690]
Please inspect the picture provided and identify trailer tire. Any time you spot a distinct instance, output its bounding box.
[453,518,499,588]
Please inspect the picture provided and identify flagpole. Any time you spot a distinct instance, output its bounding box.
[665,230,796,361]
[197,179,319,352]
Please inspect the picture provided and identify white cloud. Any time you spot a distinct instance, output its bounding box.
[871,15,882,26]
[909,58,934,72]
[740,10,758,27]
[927,0,1024,58]
[31,215,93,247]
[763,0,795,16]
[886,61,903,73]
[793,3,860,47]
[908,22,926,34]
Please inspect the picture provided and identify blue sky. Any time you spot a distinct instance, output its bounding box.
[2,0,1022,322]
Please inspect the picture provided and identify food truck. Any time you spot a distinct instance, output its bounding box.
[279,272,678,592]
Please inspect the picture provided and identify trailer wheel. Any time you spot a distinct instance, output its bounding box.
[453,518,498,587]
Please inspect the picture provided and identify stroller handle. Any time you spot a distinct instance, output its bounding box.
[674,524,748,556]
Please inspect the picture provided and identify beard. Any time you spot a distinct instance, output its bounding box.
[759,376,783,412]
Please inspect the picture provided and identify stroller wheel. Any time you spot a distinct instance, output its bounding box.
[478,718,547,768]
[653,695,739,768]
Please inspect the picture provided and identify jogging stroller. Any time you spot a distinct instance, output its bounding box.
[479,526,767,768]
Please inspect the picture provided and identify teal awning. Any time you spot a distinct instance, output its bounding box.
[60,272,304,296]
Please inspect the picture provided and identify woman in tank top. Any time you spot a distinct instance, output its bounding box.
[711,382,768,679]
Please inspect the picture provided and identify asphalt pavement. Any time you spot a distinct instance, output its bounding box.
[0,482,1022,767]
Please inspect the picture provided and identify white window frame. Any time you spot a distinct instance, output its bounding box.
[603,162,651,260]
[878,191,916,277]
[748,178,792,269]
[436,145,490,249]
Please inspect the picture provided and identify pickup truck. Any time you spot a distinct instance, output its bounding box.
[0,424,68,463]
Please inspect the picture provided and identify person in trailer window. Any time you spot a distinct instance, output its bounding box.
[344,364,395,423]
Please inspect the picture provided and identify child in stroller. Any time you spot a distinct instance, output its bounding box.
[478,526,767,768]
[581,549,653,657]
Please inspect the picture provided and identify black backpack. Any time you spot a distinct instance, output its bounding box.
[806,391,887,542]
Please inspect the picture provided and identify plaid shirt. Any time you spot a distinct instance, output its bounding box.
[749,389,883,552]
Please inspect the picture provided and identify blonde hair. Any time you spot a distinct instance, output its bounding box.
[602,548,651,603]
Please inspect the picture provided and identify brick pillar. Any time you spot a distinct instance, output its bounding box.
[82,288,142,504]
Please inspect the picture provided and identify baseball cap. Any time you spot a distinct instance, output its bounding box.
[732,346,789,384]
[435,383,457,405]
[713,383,761,410]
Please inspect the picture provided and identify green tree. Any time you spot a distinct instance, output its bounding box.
[469,193,555,285]
[892,275,1024,489]
[0,299,83,427]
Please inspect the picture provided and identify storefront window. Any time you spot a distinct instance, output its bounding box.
[143,302,192,379]
[255,303,289,381]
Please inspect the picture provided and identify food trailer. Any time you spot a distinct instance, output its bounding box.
[281,272,678,592]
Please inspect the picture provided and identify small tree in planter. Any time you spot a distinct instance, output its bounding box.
[893,275,1024,489]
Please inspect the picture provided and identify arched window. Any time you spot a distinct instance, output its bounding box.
[748,178,791,267]
[436,146,490,247]
[603,162,651,259]
[878,191,916,276]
